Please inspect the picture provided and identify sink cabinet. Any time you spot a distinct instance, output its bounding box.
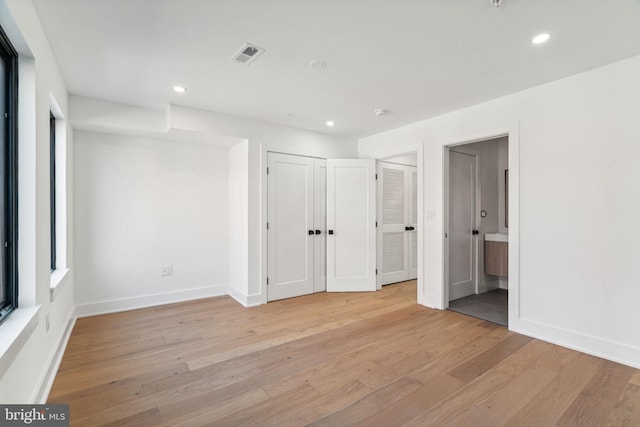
[485,241,508,277]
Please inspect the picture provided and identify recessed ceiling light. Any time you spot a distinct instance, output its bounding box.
[173,85,187,93]
[531,33,551,44]
[374,109,387,116]
[326,120,334,127]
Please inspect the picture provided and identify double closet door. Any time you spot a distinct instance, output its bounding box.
[380,162,418,285]
[267,153,377,302]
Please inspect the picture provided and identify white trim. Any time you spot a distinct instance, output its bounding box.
[34,310,76,403]
[76,284,227,317]
[0,306,40,379]
[416,144,424,306]
[49,94,70,280]
[49,268,70,301]
[512,317,640,370]
[438,124,520,316]
[227,286,262,307]
[260,145,268,305]
[507,123,520,327]
[376,160,382,290]
[369,148,422,302]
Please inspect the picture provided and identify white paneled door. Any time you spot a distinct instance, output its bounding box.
[313,160,327,293]
[326,159,377,292]
[449,149,478,301]
[379,162,418,285]
[267,153,328,301]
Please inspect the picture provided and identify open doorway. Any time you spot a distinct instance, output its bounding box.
[445,137,509,326]
[376,152,419,301]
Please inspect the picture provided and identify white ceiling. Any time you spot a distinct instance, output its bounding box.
[32,0,640,138]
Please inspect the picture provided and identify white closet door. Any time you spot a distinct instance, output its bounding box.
[267,153,315,301]
[408,168,418,279]
[381,163,409,285]
[313,159,327,292]
[326,159,376,292]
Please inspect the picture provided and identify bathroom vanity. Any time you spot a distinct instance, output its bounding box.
[485,233,508,277]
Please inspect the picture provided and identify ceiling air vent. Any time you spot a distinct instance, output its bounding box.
[231,43,265,65]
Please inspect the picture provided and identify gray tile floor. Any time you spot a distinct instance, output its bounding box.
[448,289,508,326]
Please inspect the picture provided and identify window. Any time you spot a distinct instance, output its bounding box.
[49,96,68,295]
[50,112,56,271]
[0,24,19,325]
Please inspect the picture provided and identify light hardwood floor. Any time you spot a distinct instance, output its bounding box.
[49,281,640,426]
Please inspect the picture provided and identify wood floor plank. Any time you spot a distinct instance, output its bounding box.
[504,353,603,427]
[277,379,373,426]
[447,333,534,383]
[155,386,270,427]
[316,324,512,426]
[47,280,640,427]
[308,377,424,427]
[604,384,640,427]
[557,360,635,426]
[440,365,557,427]
[201,383,321,427]
[402,338,552,426]
[630,370,640,386]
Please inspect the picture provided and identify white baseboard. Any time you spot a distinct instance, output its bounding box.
[76,284,228,317]
[34,310,76,403]
[511,317,640,370]
[227,286,262,307]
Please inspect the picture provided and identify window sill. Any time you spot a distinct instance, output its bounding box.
[50,267,70,302]
[0,306,40,379]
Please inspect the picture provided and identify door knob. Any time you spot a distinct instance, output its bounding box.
[405,226,415,231]
[315,230,321,235]
[308,230,314,235]
[328,230,334,235]
[405,226,411,231]
[472,229,479,235]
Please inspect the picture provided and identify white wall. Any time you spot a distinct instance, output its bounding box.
[359,54,640,368]
[228,140,249,303]
[74,131,229,315]
[0,0,75,403]
[169,106,358,305]
[69,98,356,307]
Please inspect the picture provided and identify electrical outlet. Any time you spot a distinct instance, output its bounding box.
[45,314,50,332]
[161,265,173,276]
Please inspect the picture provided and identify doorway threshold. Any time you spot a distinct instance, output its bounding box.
[448,289,508,326]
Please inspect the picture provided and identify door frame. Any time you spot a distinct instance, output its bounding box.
[260,146,424,305]
[441,129,519,329]
[445,146,481,301]
[374,149,422,301]
[377,160,418,289]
